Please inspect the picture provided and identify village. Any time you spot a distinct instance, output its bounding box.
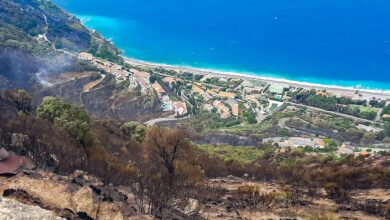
[78,52,390,156]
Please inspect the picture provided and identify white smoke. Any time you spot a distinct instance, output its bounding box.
[35,52,76,87]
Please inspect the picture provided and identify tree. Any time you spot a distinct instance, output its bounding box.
[3,89,32,113]
[149,75,157,83]
[120,121,146,142]
[138,126,202,217]
[144,126,190,178]
[37,97,93,146]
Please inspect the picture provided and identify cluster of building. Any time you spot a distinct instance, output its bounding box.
[79,52,131,80]
[151,81,188,117]
[79,53,188,117]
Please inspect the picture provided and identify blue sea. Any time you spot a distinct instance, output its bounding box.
[53,0,390,90]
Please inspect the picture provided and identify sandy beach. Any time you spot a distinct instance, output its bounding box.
[125,57,390,101]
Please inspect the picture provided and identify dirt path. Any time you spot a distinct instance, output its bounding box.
[145,115,190,126]
[83,74,106,92]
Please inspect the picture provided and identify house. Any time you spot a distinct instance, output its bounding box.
[163,77,177,87]
[245,95,258,103]
[226,98,239,116]
[202,92,213,102]
[217,92,236,99]
[231,104,239,116]
[213,100,231,118]
[78,52,93,61]
[131,69,150,79]
[128,77,140,90]
[174,102,188,117]
[382,114,390,118]
[152,82,166,99]
[137,78,150,93]
[243,87,261,94]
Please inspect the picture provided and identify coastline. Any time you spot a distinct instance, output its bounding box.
[74,13,390,99]
[124,57,390,101]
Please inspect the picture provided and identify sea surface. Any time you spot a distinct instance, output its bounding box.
[53,0,390,90]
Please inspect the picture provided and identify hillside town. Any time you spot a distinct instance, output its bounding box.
[79,52,390,156]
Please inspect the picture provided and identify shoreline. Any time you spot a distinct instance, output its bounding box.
[124,57,390,100]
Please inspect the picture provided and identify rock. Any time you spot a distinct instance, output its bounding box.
[97,202,124,220]
[72,187,98,219]
[0,148,10,161]
[183,198,199,215]
[128,215,154,220]
[71,170,103,187]
[0,197,63,220]
[227,175,235,179]
[100,186,128,203]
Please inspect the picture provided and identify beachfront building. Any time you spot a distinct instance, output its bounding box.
[78,52,93,61]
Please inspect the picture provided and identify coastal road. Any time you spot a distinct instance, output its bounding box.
[286,102,381,124]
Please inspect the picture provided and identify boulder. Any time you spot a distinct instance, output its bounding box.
[72,187,98,219]
[0,148,10,161]
[0,197,63,220]
[97,202,124,220]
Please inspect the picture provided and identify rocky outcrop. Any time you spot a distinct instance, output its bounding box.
[0,197,63,220]
[0,170,143,219]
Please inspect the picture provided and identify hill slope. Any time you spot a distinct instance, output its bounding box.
[0,0,123,89]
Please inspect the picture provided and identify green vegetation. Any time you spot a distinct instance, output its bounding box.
[37,97,93,146]
[120,121,146,142]
[294,90,379,120]
[149,75,158,83]
[223,111,299,137]
[369,99,386,108]
[0,0,123,63]
[239,104,257,124]
[194,144,264,164]
[203,77,243,88]
[188,111,241,131]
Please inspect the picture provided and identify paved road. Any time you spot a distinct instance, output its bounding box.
[287,102,381,124]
